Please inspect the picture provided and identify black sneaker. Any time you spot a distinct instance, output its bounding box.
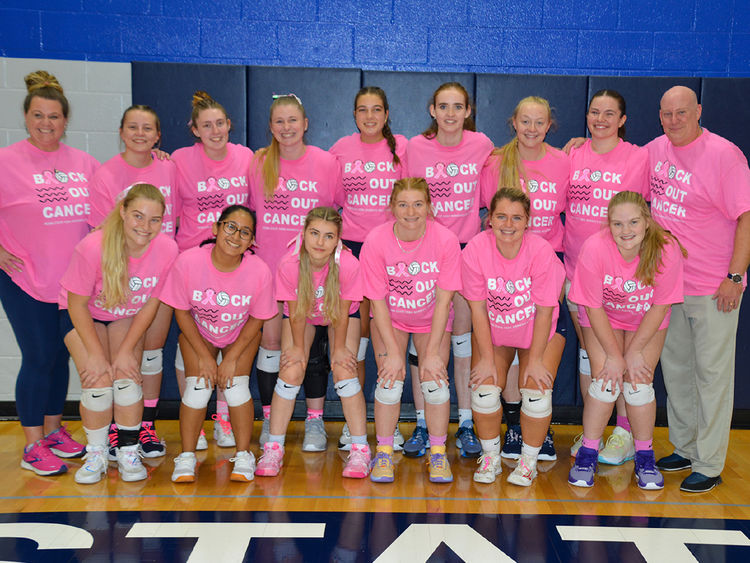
[138,424,166,458]
[538,429,557,461]
[680,472,722,493]
[107,423,118,462]
[501,424,522,459]
[656,452,691,472]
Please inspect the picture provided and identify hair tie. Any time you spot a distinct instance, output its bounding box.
[272,93,303,106]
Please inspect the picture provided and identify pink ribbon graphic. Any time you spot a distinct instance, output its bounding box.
[611,276,624,291]
[351,159,364,173]
[394,262,408,277]
[43,170,56,184]
[578,168,591,182]
[276,176,286,191]
[433,162,447,179]
[201,289,216,305]
[206,177,220,192]
[656,160,671,179]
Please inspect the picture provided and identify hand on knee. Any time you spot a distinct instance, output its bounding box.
[587,378,620,403]
[374,379,403,406]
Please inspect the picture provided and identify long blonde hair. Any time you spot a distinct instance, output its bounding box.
[100,184,165,309]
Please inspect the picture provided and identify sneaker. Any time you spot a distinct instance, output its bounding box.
[255,442,284,476]
[455,423,482,458]
[501,424,522,459]
[42,425,85,458]
[598,426,635,465]
[568,446,598,488]
[302,417,327,452]
[138,424,166,458]
[507,453,538,487]
[171,452,197,483]
[403,425,428,458]
[570,432,603,458]
[656,452,692,472]
[338,422,352,451]
[75,445,107,484]
[342,443,371,479]
[634,450,664,490]
[427,446,453,483]
[196,428,208,451]
[370,449,395,483]
[230,450,256,482]
[117,444,147,482]
[212,414,236,448]
[473,451,502,483]
[21,441,67,476]
[680,471,722,493]
[538,429,557,461]
[108,423,118,461]
[259,417,270,448]
[393,426,405,452]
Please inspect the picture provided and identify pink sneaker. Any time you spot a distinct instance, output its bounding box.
[342,443,371,479]
[42,425,85,458]
[21,441,68,476]
[255,442,284,476]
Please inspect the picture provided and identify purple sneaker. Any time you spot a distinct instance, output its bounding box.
[634,450,664,490]
[568,446,598,488]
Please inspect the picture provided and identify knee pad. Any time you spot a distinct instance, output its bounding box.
[334,377,361,398]
[175,343,185,372]
[113,379,143,407]
[408,338,418,367]
[223,375,251,407]
[374,380,403,405]
[140,348,163,376]
[623,381,655,407]
[357,337,369,362]
[421,380,450,405]
[257,347,281,372]
[451,333,472,358]
[578,347,591,376]
[274,377,301,401]
[471,384,501,414]
[520,388,553,418]
[80,387,113,412]
[588,378,620,403]
[182,376,213,409]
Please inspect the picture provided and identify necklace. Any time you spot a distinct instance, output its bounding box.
[394,224,426,254]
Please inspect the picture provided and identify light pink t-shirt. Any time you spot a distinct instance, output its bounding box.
[564,139,650,279]
[569,229,684,331]
[406,131,493,243]
[249,145,338,274]
[330,133,408,242]
[89,154,178,237]
[159,245,277,348]
[172,143,253,251]
[461,230,564,349]
[0,140,99,302]
[59,229,178,321]
[647,129,750,295]
[275,246,362,325]
[480,148,569,251]
[360,219,462,333]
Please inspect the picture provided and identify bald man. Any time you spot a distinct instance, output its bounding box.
[647,86,750,492]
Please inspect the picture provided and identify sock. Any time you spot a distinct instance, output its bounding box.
[522,443,541,458]
[458,409,472,427]
[217,400,229,419]
[481,436,501,454]
[143,398,159,425]
[429,434,446,447]
[351,435,367,445]
[634,438,653,451]
[582,436,601,451]
[262,405,271,420]
[377,434,394,448]
[84,425,109,448]
[268,434,286,447]
[616,415,631,433]
[502,399,521,426]
[415,409,426,427]
[306,408,324,420]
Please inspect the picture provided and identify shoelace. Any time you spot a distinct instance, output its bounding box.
[211,414,232,434]
[477,454,494,470]
[429,453,447,468]
[373,452,391,468]
[139,425,158,442]
[29,442,58,462]
[605,434,625,449]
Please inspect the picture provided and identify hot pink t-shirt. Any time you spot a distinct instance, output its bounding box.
[461,230,564,349]
[89,154,178,237]
[249,145,338,274]
[59,229,178,321]
[569,229,684,331]
[480,148,569,252]
[159,245,277,348]
[647,129,750,295]
[0,140,99,302]
[275,246,362,325]
[406,131,493,243]
[330,133,408,242]
[360,219,462,333]
[172,143,253,251]
[565,139,650,279]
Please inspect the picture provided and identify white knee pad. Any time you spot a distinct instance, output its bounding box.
[334,377,361,398]
[578,347,591,376]
[588,378,620,403]
[521,388,553,418]
[274,378,301,401]
[140,348,163,376]
[257,347,281,372]
[357,337,369,362]
[80,387,113,412]
[113,379,143,407]
[175,343,185,372]
[374,380,403,405]
[623,381,655,407]
[421,380,450,405]
[223,375,252,407]
[451,333,472,358]
[182,376,213,409]
[512,351,519,366]
[471,384,501,414]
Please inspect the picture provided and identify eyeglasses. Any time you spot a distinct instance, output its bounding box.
[218,221,253,240]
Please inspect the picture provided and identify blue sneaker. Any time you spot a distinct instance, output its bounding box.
[656,452,691,472]
[455,423,482,458]
[634,450,664,490]
[680,472,722,493]
[538,429,557,461]
[403,425,428,458]
[501,424,522,459]
[568,446,598,488]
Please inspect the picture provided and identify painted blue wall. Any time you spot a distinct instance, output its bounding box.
[1,0,748,76]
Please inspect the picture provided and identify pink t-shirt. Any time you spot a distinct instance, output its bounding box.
[564,139,650,279]
[59,229,178,321]
[330,133,408,242]
[249,145,338,274]
[360,219,462,333]
[275,246,362,325]
[647,129,750,295]
[480,148,569,251]
[159,245,277,348]
[89,154,178,237]
[0,140,99,302]
[172,143,253,251]
[406,131,493,243]
[569,229,684,331]
[461,230,564,349]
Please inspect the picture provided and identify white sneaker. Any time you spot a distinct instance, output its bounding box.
[212,414,236,448]
[393,425,405,452]
[196,428,208,451]
[230,450,256,482]
[507,453,538,487]
[117,444,147,482]
[172,452,197,483]
[75,445,108,484]
[338,422,352,451]
[473,451,502,483]
[598,426,635,465]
